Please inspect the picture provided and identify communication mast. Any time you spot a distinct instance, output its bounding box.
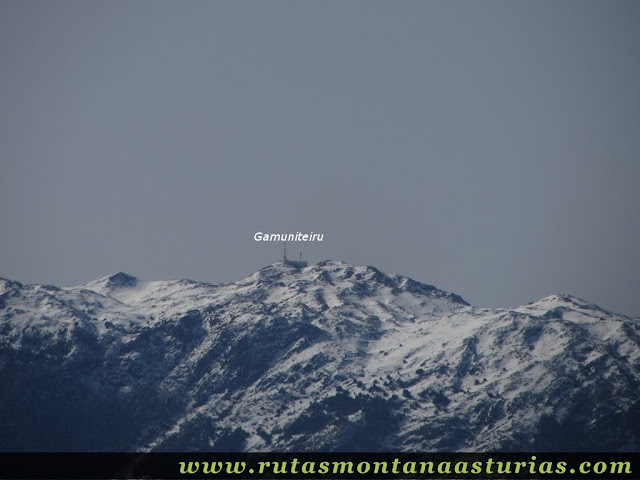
[282,242,307,269]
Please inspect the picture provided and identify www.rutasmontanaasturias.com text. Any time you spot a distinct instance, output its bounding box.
[254,232,324,242]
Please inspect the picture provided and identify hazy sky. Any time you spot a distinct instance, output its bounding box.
[1,1,639,317]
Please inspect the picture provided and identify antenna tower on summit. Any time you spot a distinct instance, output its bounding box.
[282,241,307,269]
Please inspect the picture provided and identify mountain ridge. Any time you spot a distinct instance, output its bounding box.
[1,261,639,451]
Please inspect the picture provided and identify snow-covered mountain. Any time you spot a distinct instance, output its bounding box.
[1,261,639,451]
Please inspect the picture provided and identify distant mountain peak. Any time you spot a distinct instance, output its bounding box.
[77,272,140,297]
[521,293,619,319]
[104,272,138,288]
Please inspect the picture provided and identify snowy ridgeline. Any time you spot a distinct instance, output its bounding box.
[1,261,640,451]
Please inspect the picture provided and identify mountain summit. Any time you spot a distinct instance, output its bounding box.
[1,262,639,451]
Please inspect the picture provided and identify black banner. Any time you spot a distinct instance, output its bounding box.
[1,452,639,479]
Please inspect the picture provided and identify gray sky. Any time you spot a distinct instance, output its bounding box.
[1,1,639,317]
